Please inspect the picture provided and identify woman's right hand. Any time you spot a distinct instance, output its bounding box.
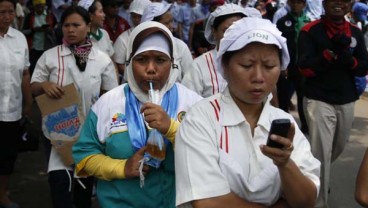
[41,81,64,99]
[124,147,150,179]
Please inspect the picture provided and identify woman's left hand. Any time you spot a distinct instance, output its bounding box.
[260,123,295,167]
[141,102,171,134]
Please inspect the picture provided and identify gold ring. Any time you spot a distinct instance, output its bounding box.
[285,143,293,150]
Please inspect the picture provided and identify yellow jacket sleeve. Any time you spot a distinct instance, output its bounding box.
[75,154,127,181]
[164,118,180,145]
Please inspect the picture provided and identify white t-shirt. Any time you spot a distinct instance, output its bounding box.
[0,27,30,121]
[175,88,321,207]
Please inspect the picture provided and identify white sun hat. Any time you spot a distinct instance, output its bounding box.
[140,2,172,23]
[129,0,151,15]
[78,0,94,11]
[217,17,290,76]
[204,3,262,45]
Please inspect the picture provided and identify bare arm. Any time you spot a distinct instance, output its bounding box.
[31,81,64,98]
[261,124,317,208]
[21,69,33,118]
[356,148,368,207]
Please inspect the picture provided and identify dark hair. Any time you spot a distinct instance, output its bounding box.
[0,0,16,8]
[221,50,237,67]
[60,5,91,25]
[221,45,282,67]
[213,13,246,31]
[88,0,100,13]
[101,0,118,8]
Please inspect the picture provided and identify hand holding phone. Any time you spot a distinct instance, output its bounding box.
[266,119,291,149]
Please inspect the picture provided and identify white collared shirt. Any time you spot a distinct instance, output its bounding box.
[31,44,118,172]
[90,28,115,57]
[181,49,227,98]
[113,28,132,65]
[175,88,321,207]
[0,27,30,121]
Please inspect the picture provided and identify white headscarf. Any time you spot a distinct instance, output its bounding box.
[217,17,290,76]
[126,21,178,103]
[140,2,172,23]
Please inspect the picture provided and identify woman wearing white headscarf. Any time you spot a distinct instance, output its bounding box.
[141,2,194,83]
[175,17,320,208]
[113,0,151,82]
[181,4,256,98]
[72,21,202,208]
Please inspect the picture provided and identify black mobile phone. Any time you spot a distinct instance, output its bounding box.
[266,119,291,149]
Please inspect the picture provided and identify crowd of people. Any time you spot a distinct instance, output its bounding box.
[1,0,368,208]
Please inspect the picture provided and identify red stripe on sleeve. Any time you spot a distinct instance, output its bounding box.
[209,53,220,94]
[225,126,229,153]
[57,46,61,85]
[206,54,216,95]
[210,101,219,121]
[351,57,358,69]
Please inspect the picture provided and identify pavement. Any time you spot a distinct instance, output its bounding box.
[7,95,368,208]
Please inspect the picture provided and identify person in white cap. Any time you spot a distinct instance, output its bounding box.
[140,2,194,83]
[181,3,254,98]
[72,21,202,208]
[113,0,151,83]
[78,0,115,58]
[175,17,320,208]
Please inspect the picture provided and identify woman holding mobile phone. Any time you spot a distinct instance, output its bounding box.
[175,17,321,208]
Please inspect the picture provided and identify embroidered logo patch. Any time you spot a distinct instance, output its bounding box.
[110,113,127,133]
[177,111,186,122]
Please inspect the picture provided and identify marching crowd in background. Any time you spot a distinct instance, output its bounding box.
[1,0,368,207]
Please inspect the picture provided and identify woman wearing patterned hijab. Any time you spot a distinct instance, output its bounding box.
[72,21,202,207]
[30,5,118,208]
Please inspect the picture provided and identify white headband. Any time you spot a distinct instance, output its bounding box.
[133,33,171,58]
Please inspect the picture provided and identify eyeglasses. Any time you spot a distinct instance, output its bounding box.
[0,10,15,17]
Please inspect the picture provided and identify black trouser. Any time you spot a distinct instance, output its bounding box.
[48,170,94,208]
[0,121,21,175]
[277,73,293,112]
